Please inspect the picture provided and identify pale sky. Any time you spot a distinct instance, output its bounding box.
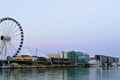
[0,0,120,57]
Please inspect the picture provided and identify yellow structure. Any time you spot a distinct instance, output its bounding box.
[16,55,32,61]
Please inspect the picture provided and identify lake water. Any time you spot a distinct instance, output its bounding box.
[0,67,120,80]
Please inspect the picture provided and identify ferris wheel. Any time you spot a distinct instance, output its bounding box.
[0,17,24,60]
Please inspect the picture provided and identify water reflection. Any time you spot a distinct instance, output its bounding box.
[0,67,119,80]
[64,68,89,80]
[95,67,120,80]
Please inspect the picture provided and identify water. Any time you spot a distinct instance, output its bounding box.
[0,67,120,80]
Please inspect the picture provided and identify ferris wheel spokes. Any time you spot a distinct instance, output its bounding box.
[0,17,24,60]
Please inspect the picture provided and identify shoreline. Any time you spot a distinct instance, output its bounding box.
[0,64,89,69]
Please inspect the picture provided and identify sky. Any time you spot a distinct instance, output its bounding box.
[0,0,120,57]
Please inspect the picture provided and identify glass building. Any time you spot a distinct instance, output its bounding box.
[63,51,89,65]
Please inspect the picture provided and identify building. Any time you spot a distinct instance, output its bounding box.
[63,51,89,65]
[89,57,98,67]
[47,52,63,58]
[16,55,32,61]
[32,52,48,61]
[94,55,119,67]
[32,56,38,61]
[47,52,71,64]
[47,51,89,65]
